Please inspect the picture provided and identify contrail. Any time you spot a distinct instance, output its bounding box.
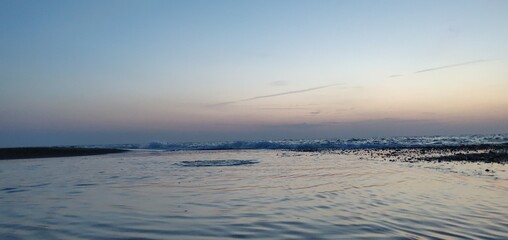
[386,58,497,78]
[413,59,489,74]
[387,74,403,78]
[208,83,341,107]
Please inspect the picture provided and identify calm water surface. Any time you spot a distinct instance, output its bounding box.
[1,150,507,239]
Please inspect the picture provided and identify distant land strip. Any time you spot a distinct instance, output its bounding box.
[0,147,128,160]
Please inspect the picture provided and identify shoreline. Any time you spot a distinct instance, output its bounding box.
[1,143,507,163]
[0,147,128,160]
[381,144,508,164]
[294,143,508,164]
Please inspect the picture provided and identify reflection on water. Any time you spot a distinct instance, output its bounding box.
[1,150,507,239]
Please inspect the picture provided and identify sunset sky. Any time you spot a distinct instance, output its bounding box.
[1,0,508,147]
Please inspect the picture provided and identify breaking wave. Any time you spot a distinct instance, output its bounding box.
[98,134,508,151]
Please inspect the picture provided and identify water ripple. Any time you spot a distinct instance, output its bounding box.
[1,150,507,239]
[176,159,259,167]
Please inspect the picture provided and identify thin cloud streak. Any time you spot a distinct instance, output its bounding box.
[387,74,403,78]
[414,59,489,74]
[386,58,498,78]
[208,83,341,107]
[256,107,311,110]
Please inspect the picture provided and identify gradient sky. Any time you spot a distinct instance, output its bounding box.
[1,0,508,147]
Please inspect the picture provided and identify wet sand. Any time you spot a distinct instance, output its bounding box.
[295,143,508,164]
[2,144,507,163]
[376,144,508,164]
[0,147,128,160]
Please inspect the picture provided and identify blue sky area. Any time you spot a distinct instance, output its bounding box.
[1,0,508,146]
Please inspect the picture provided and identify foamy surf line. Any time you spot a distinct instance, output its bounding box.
[96,134,508,151]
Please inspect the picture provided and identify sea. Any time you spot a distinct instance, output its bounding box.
[1,134,508,239]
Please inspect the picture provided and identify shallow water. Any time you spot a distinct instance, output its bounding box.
[1,150,507,239]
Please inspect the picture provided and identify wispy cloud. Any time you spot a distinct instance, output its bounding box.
[208,83,341,107]
[387,74,403,78]
[386,59,496,78]
[271,80,288,86]
[413,59,489,74]
[256,107,311,110]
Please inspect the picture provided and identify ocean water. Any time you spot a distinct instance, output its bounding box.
[1,148,507,239]
[96,134,508,151]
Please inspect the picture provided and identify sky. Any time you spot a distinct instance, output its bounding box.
[1,0,508,147]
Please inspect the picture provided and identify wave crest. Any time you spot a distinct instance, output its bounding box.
[98,134,508,151]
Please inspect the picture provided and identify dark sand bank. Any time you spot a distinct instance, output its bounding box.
[378,144,508,164]
[0,147,128,160]
[294,144,508,164]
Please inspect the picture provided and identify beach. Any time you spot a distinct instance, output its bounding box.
[2,0,507,239]
[2,142,508,164]
[0,147,127,160]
